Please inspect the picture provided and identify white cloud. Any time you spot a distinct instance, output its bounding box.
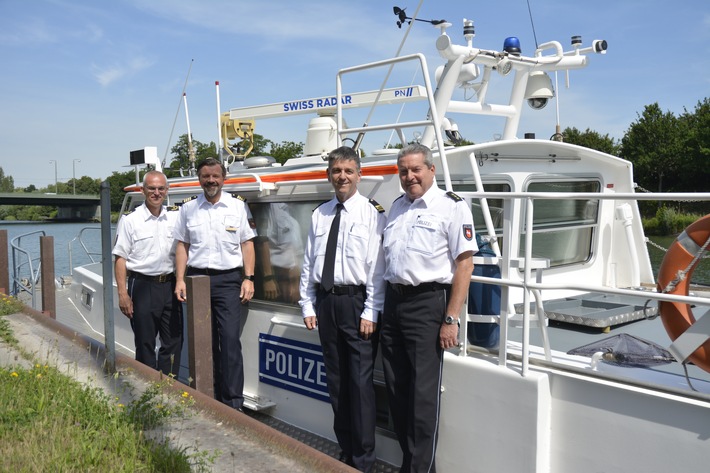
[92,56,154,87]
[0,18,57,45]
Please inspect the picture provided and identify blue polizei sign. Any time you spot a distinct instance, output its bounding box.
[258,333,329,402]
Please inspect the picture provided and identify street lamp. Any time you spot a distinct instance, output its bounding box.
[72,159,81,194]
[49,160,58,193]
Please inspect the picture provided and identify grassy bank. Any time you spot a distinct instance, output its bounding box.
[0,295,215,472]
[641,207,705,236]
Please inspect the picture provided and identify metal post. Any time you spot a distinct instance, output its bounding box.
[0,230,8,295]
[100,180,115,374]
[49,160,58,193]
[72,159,81,195]
[39,236,56,318]
[186,275,213,397]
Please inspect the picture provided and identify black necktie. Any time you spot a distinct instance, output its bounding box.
[321,203,343,291]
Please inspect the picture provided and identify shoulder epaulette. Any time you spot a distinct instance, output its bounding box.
[393,195,405,203]
[166,205,180,211]
[174,195,198,207]
[230,192,246,202]
[446,191,463,202]
[122,208,135,216]
[369,199,385,213]
[313,201,329,212]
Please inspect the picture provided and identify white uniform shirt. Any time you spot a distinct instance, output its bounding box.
[299,191,386,322]
[383,186,478,285]
[172,191,257,270]
[112,204,178,276]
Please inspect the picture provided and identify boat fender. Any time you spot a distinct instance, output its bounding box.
[369,199,385,213]
[657,213,710,372]
[446,191,463,202]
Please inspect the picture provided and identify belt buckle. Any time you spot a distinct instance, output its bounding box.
[157,273,170,283]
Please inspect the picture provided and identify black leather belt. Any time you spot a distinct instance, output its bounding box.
[389,282,450,296]
[128,270,175,283]
[319,284,366,296]
[187,266,240,276]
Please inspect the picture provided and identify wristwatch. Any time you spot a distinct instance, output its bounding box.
[444,315,460,326]
[243,275,254,281]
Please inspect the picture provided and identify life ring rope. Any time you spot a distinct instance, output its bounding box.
[659,233,710,294]
[657,214,710,374]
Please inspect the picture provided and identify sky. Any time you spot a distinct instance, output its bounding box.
[1,0,708,189]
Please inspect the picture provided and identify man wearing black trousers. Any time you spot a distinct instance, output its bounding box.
[381,143,476,472]
[113,170,183,377]
[299,146,386,472]
[173,157,257,411]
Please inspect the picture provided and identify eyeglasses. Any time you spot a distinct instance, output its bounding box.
[145,186,167,193]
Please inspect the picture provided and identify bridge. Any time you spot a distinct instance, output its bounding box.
[0,193,100,221]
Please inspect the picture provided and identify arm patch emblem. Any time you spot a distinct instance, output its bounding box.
[463,224,473,241]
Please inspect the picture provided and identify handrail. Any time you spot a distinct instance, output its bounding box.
[68,226,102,275]
[336,52,454,192]
[459,189,710,376]
[9,230,45,308]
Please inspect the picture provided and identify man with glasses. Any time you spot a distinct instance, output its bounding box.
[113,170,183,377]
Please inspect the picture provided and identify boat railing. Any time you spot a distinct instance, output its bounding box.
[9,230,46,308]
[68,226,102,275]
[335,53,455,192]
[459,190,710,377]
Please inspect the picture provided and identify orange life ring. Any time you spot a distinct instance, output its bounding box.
[657,213,710,372]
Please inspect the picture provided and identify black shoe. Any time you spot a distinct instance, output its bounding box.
[338,451,354,466]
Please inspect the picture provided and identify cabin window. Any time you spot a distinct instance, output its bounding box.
[248,202,314,305]
[522,180,600,267]
[446,182,510,253]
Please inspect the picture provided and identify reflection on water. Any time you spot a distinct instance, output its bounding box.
[646,235,710,286]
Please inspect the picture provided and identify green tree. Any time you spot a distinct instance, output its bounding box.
[0,167,14,192]
[621,103,685,193]
[678,98,710,194]
[251,133,273,156]
[269,141,303,164]
[105,170,139,212]
[167,134,217,176]
[562,127,620,156]
[23,184,37,193]
[71,176,102,195]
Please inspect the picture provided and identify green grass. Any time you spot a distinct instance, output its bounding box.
[0,298,217,472]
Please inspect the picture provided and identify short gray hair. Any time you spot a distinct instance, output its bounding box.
[397,143,434,167]
[142,170,167,187]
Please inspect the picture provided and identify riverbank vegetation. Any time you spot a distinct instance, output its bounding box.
[0,307,215,472]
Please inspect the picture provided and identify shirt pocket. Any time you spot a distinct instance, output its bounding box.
[406,214,441,255]
[383,221,397,252]
[313,223,330,257]
[132,228,154,259]
[186,215,205,244]
[222,216,241,254]
[345,223,369,262]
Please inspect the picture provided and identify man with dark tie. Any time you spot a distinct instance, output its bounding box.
[299,146,386,472]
